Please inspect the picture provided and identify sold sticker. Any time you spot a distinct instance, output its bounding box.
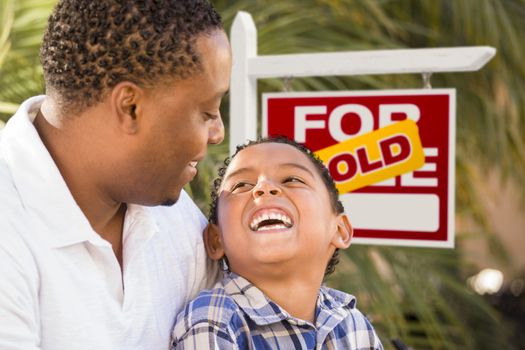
[315,119,425,194]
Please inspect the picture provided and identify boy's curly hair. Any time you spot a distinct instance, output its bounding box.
[40,0,222,116]
[209,136,346,278]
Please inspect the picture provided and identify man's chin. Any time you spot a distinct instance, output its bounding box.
[160,198,178,207]
[149,188,182,207]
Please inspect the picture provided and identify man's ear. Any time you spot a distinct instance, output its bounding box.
[109,81,143,134]
[331,214,353,249]
[204,223,225,260]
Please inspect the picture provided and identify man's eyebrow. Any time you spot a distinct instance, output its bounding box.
[214,89,229,100]
[205,90,229,105]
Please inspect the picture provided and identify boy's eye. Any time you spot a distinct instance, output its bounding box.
[283,176,305,184]
[230,181,253,192]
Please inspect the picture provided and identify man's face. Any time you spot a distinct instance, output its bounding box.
[214,143,346,280]
[123,29,231,206]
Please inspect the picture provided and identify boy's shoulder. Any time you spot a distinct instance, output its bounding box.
[172,274,254,347]
[319,286,383,348]
[318,285,371,324]
[172,271,277,340]
[319,285,356,308]
[174,281,241,330]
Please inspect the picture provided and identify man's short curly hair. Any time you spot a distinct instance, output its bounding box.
[40,0,222,115]
[209,136,346,278]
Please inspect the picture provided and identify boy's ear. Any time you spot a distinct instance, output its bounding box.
[204,223,225,260]
[331,214,353,249]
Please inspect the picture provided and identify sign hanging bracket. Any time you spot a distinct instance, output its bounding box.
[422,72,433,89]
[282,76,294,92]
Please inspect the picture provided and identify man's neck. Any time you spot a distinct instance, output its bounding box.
[33,106,126,265]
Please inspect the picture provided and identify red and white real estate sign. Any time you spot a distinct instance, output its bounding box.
[263,89,456,248]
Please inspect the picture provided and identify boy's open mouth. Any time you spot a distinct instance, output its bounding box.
[249,209,293,232]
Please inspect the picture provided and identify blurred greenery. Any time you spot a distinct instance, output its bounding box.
[1,0,524,349]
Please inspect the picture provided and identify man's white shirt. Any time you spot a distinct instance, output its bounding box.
[0,96,218,350]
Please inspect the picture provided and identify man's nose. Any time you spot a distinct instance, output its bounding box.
[252,179,282,199]
[208,115,224,144]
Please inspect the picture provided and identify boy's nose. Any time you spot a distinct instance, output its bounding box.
[252,180,281,198]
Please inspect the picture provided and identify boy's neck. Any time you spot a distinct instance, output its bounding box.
[245,272,324,324]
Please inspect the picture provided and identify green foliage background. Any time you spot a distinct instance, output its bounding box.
[1,1,524,349]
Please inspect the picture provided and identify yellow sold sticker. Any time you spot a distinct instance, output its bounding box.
[315,119,425,194]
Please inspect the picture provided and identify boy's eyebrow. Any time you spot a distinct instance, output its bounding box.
[223,167,254,182]
[280,162,315,177]
[224,162,315,182]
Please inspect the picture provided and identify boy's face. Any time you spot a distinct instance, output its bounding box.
[206,142,352,280]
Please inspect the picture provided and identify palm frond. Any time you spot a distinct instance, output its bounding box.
[0,0,54,122]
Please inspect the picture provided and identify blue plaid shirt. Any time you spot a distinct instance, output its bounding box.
[172,272,383,349]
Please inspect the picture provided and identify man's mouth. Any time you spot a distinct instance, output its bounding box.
[189,161,198,168]
[249,209,293,232]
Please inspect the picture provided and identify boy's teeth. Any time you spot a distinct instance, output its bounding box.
[249,211,293,231]
[258,224,287,231]
[189,161,198,167]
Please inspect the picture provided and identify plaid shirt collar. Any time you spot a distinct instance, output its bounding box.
[222,271,357,330]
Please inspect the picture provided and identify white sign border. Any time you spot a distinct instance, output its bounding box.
[262,88,456,248]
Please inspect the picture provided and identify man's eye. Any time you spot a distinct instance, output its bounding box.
[203,112,219,121]
[283,176,305,184]
[231,182,253,192]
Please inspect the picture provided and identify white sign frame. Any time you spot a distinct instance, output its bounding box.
[228,10,495,247]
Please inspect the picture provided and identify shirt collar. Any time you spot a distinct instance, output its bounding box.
[0,96,159,249]
[122,204,159,263]
[222,271,356,329]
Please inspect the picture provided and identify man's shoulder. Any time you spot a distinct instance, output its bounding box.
[0,120,27,214]
[0,155,30,241]
[145,191,209,260]
[0,149,16,198]
[0,159,38,278]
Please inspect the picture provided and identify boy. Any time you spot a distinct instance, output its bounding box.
[172,137,383,349]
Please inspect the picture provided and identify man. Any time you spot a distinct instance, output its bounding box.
[0,1,232,349]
